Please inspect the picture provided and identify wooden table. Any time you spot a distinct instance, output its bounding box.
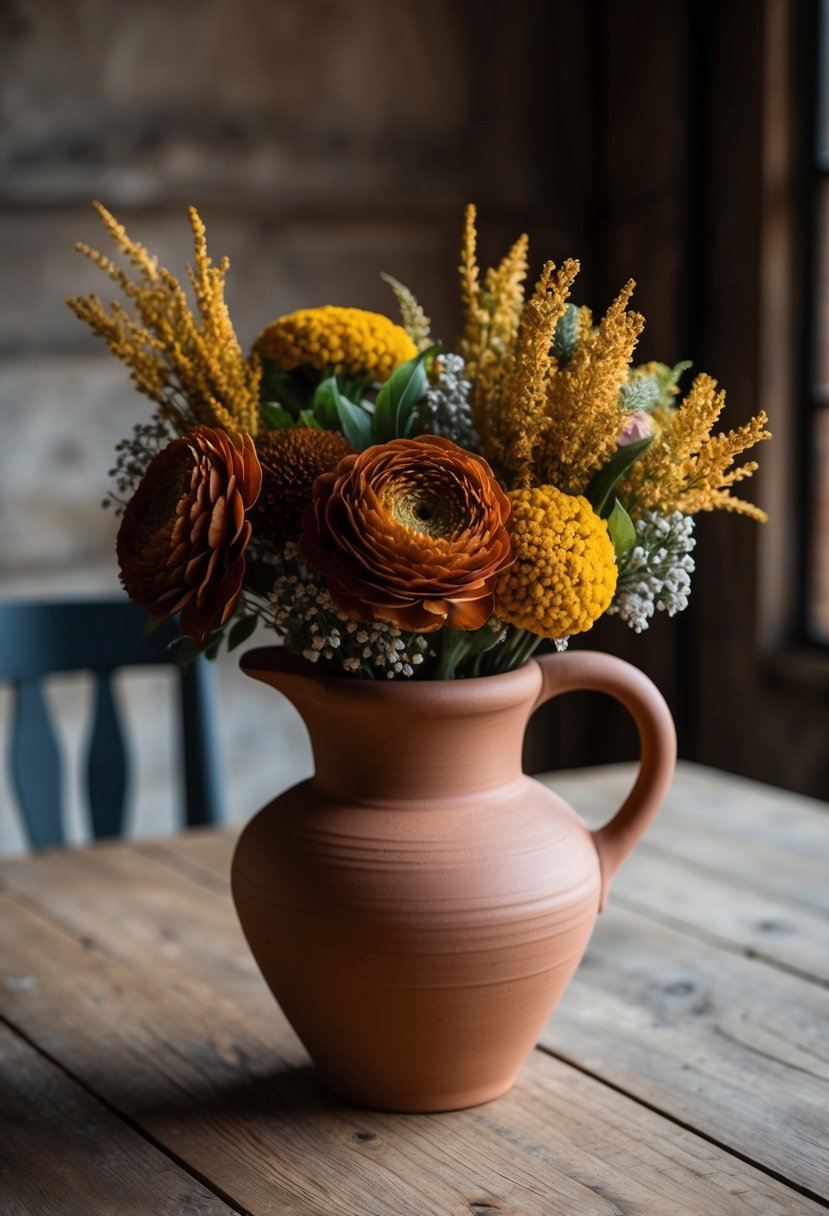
[2,761,827,1215]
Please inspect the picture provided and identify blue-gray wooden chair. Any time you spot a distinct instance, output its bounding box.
[0,598,224,848]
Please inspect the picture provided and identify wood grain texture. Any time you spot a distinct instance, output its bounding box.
[542,758,826,977]
[595,845,829,985]
[0,842,821,1215]
[546,904,829,1198]
[138,827,240,887]
[0,836,293,1038]
[545,762,829,922]
[0,1020,236,1216]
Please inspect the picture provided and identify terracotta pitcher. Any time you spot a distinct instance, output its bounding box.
[231,647,676,1113]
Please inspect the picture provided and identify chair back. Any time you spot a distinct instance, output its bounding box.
[0,598,223,848]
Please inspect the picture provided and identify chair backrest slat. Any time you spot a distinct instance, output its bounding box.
[0,601,183,679]
[0,598,224,849]
[11,680,63,848]
[180,660,224,829]
[87,671,129,839]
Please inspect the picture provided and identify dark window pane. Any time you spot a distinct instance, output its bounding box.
[814,180,829,400]
[819,0,829,165]
[808,410,829,639]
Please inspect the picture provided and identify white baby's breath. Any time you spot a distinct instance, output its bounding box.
[269,543,432,677]
[608,511,696,633]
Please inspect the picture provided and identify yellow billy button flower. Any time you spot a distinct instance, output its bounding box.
[253,306,418,382]
[495,485,617,638]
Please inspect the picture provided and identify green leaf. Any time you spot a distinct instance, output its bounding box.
[313,373,373,448]
[298,410,322,428]
[433,622,507,680]
[618,377,661,414]
[259,361,315,415]
[585,435,653,517]
[607,498,637,556]
[372,344,440,443]
[260,401,294,429]
[169,635,200,668]
[311,376,341,429]
[333,389,372,449]
[336,372,371,402]
[433,628,473,680]
[227,614,258,652]
[204,634,224,661]
[552,304,581,365]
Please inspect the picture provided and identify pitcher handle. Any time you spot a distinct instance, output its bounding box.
[533,651,676,911]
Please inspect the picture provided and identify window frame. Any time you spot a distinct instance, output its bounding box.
[756,0,829,681]
[801,0,829,645]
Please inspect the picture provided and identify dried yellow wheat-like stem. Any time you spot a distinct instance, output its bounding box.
[457,209,644,493]
[620,373,771,519]
[67,202,261,437]
[496,260,580,486]
[538,281,644,493]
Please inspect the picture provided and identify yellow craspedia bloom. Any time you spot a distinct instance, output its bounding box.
[253,306,418,383]
[495,485,617,638]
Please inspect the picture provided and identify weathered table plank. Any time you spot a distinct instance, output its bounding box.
[138,826,240,885]
[0,867,822,1215]
[545,904,829,1198]
[545,761,829,914]
[538,766,829,986]
[0,1020,237,1216]
[0,839,292,1036]
[590,844,829,984]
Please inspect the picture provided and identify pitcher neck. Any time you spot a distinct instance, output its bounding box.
[305,693,534,803]
[241,649,544,805]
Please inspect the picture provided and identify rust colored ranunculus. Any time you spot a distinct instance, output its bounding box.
[117,426,261,644]
[301,435,513,632]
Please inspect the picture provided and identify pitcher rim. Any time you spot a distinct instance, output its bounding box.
[239,644,545,710]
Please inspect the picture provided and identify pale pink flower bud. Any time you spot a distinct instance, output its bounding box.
[617,410,654,447]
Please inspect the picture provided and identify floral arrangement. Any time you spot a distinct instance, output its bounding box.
[68,203,770,679]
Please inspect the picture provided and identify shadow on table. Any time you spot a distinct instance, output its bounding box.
[132,1060,376,1132]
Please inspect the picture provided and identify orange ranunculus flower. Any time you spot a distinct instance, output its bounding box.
[301,435,513,633]
[117,426,262,644]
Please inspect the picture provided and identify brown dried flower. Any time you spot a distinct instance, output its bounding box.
[301,435,513,632]
[117,426,262,644]
[253,428,355,544]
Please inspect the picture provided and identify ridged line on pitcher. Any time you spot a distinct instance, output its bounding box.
[232,872,598,912]
[265,948,594,989]
[233,906,597,953]
[270,840,591,870]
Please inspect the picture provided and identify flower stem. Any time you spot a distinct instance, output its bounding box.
[433,629,474,679]
[484,626,543,675]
